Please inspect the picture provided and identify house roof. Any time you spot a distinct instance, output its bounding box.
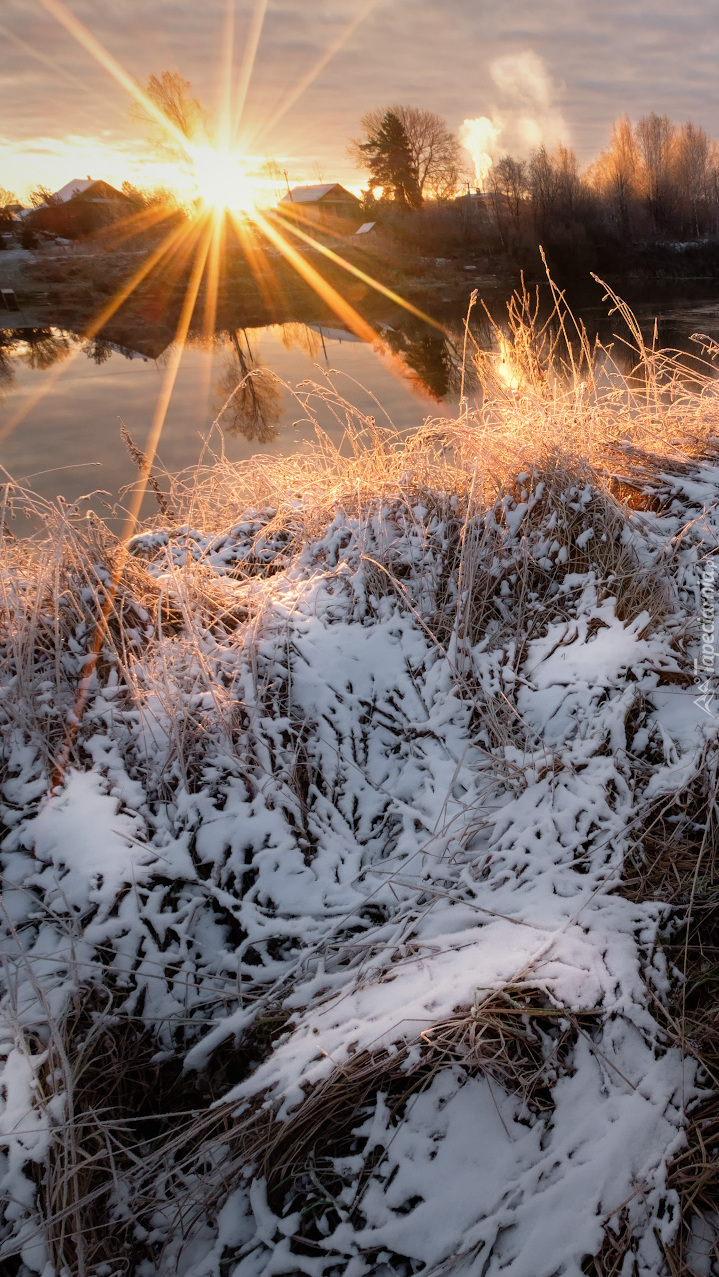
[50,178,127,204]
[306,323,362,343]
[279,183,359,206]
[52,178,96,203]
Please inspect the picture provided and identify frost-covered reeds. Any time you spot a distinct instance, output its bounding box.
[0,284,718,1276]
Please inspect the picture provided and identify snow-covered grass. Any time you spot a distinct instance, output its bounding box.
[1,286,718,1276]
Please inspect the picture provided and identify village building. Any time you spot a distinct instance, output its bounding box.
[277,183,362,225]
[27,177,133,238]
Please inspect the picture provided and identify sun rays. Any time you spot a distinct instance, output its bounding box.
[2,0,469,790]
[6,0,453,509]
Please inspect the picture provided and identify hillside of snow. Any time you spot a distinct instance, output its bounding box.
[1,335,718,1276]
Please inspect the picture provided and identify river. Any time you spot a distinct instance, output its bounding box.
[2,286,719,527]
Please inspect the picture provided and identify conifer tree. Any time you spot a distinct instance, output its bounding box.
[359,111,422,208]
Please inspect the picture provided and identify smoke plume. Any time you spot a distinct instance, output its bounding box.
[461,51,568,190]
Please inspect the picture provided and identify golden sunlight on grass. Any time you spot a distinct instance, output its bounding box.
[19,0,471,620]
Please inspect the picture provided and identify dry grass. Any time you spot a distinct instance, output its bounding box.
[35,988,198,1275]
[623,749,719,1275]
[1,986,295,1275]
[16,985,597,1275]
[236,986,597,1190]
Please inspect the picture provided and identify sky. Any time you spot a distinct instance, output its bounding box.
[2,0,719,202]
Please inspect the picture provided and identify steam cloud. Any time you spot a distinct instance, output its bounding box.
[460,51,568,190]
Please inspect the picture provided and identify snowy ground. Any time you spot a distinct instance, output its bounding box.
[0,446,717,1276]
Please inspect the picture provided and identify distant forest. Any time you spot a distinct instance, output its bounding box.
[6,99,719,282]
[353,108,719,276]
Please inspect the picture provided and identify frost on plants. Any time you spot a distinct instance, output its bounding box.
[1,299,718,1276]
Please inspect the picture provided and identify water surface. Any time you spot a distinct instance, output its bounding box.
[2,288,719,525]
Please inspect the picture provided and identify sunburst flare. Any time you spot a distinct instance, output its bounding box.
[16,0,450,491]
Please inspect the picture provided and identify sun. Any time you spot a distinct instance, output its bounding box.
[188,142,260,213]
[24,0,445,552]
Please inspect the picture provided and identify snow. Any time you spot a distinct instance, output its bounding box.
[278,183,357,205]
[24,770,149,911]
[0,458,717,1275]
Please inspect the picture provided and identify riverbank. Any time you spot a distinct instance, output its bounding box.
[6,224,719,365]
[0,227,510,342]
[0,299,718,1276]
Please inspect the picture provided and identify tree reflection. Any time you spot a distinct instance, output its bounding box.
[215,329,283,443]
[20,329,75,372]
[83,337,113,364]
[401,331,457,399]
[383,324,464,400]
[0,332,16,400]
[276,323,324,360]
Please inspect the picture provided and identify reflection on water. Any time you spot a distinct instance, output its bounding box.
[0,316,461,518]
[18,329,74,373]
[0,327,140,402]
[383,326,463,401]
[0,327,72,392]
[215,330,283,444]
[2,288,719,516]
[85,337,114,366]
[277,323,325,360]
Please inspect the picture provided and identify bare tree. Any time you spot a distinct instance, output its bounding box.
[489,156,528,229]
[0,187,17,208]
[709,140,719,237]
[487,155,528,245]
[526,142,581,234]
[635,113,677,232]
[587,115,640,235]
[588,113,719,239]
[28,185,60,209]
[526,145,558,223]
[351,105,462,201]
[263,160,288,205]
[553,143,581,215]
[121,180,181,210]
[131,71,209,159]
[674,120,713,237]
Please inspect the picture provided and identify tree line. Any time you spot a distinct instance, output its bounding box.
[6,79,719,267]
[351,106,719,251]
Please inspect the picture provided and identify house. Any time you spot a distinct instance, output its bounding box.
[50,177,128,205]
[453,190,493,215]
[51,177,96,203]
[277,183,361,224]
[26,177,133,238]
